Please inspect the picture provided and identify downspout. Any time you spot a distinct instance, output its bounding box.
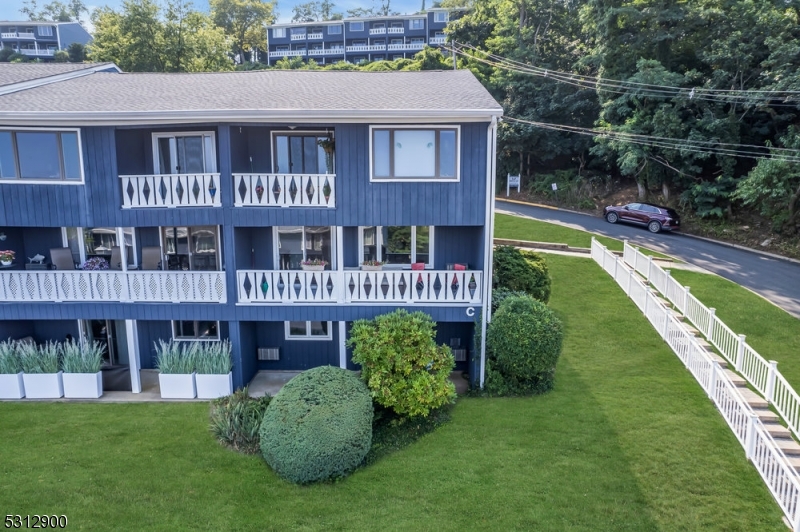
[479,115,498,388]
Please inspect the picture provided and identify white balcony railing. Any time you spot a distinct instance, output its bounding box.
[120,173,221,208]
[269,50,306,58]
[0,32,17,38]
[346,44,386,52]
[307,32,323,39]
[369,28,387,35]
[17,32,35,39]
[387,27,405,34]
[290,33,306,40]
[237,269,482,305]
[387,42,426,51]
[0,271,227,303]
[19,49,54,56]
[307,48,344,56]
[429,36,446,45]
[233,173,335,208]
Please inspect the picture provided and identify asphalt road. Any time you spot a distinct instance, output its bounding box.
[496,199,800,319]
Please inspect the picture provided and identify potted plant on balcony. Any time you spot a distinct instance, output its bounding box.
[0,340,24,399]
[361,259,384,272]
[156,340,197,399]
[195,340,233,399]
[61,340,104,399]
[0,250,15,266]
[20,341,63,399]
[301,258,328,272]
[82,256,109,270]
[317,135,335,174]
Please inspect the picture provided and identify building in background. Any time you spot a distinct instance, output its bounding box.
[0,21,91,60]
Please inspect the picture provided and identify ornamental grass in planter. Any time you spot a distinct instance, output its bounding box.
[61,340,104,399]
[156,340,197,399]
[20,341,63,399]
[0,340,24,399]
[195,340,233,399]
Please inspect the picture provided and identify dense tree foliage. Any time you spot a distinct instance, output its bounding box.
[21,0,88,22]
[210,0,275,62]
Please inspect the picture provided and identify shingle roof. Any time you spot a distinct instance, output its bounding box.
[0,69,502,123]
[0,63,115,88]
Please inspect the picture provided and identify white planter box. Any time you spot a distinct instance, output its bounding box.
[23,372,64,399]
[159,372,196,399]
[301,265,325,271]
[0,372,25,399]
[360,265,383,271]
[196,372,233,399]
[63,372,103,399]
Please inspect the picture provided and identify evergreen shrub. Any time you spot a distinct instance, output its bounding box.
[486,295,563,395]
[348,309,456,418]
[492,246,551,303]
[260,366,372,484]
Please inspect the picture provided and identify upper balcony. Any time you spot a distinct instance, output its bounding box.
[387,27,404,34]
[369,28,386,35]
[120,173,221,208]
[429,36,446,45]
[269,49,306,58]
[233,173,335,208]
[307,32,323,40]
[388,42,426,51]
[290,33,306,41]
[1,32,35,39]
[346,44,386,52]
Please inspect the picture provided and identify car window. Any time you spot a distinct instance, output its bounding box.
[627,203,642,210]
[643,205,659,213]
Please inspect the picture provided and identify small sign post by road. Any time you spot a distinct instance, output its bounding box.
[507,174,521,197]
[551,182,558,204]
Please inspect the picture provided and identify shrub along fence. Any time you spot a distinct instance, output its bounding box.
[592,238,800,530]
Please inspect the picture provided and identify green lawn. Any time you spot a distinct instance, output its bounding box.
[0,256,785,530]
[669,269,800,391]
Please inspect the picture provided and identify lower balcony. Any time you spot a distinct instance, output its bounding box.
[0,270,227,303]
[237,269,482,305]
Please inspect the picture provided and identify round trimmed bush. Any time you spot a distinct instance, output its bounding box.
[492,246,551,303]
[260,366,373,484]
[486,295,563,395]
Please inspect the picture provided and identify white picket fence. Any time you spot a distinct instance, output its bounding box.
[622,241,800,443]
[592,238,800,529]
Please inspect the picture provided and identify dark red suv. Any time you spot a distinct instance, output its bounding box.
[603,202,680,233]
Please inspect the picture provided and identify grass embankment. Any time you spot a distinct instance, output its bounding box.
[670,269,800,389]
[0,256,784,530]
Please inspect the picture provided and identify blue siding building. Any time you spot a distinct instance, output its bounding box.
[265,8,461,65]
[0,66,501,393]
[0,21,91,60]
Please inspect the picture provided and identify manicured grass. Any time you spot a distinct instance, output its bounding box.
[669,269,800,390]
[0,256,785,530]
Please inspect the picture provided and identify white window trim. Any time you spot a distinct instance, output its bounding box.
[38,26,53,36]
[357,226,434,269]
[273,27,286,38]
[151,131,217,174]
[434,12,449,22]
[0,126,85,185]
[61,226,139,269]
[172,320,221,342]
[368,125,460,182]
[329,25,342,35]
[409,19,425,30]
[273,226,337,270]
[285,321,333,341]
[269,130,333,174]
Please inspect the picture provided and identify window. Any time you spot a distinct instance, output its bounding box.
[350,21,364,31]
[372,23,385,29]
[434,11,449,22]
[272,132,331,174]
[373,55,385,61]
[410,37,425,44]
[275,226,333,270]
[276,45,289,52]
[38,26,53,36]
[291,27,306,36]
[285,321,332,340]
[329,25,342,35]
[62,227,137,268]
[371,126,458,181]
[173,321,219,341]
[152,132,216,174]
[161,226,219,271]
[392,54,404,60]
[0,129,82,182]
[273,27,286,38]
[409,19,424,30]
[360,226,433,267]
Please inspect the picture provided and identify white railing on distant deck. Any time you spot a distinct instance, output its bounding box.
[0,270,226,303]
[120,174,221,208]
[233,173,335,208]
[621,240,800,443]
[237,269,482,305]
[591,238,800,530]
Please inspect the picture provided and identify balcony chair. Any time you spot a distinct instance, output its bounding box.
[109,246,122,270]
[50,247,77,270]
[141,246,163,270]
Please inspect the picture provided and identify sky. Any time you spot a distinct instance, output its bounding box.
[0,0,426,25]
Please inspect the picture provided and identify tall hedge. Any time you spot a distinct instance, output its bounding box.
[348,309,456,418]
[492,246,551,303]
[486,295,563,395]
[259,366,373,484]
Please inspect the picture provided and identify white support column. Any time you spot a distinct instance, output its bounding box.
[707,307,716,339]
[336,226,344,303]
[708,361,719,402]
[744,412,758,461]
[736,334,746,373]
[683,286,691,317]
[125,320,141,393]
[646,254,653,281]
[338,321,347,369]
[766,360,778,404]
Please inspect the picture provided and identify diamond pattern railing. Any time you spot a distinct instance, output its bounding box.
[233,174,335,208]
[120,174,221,208]
[237,270,482,304]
